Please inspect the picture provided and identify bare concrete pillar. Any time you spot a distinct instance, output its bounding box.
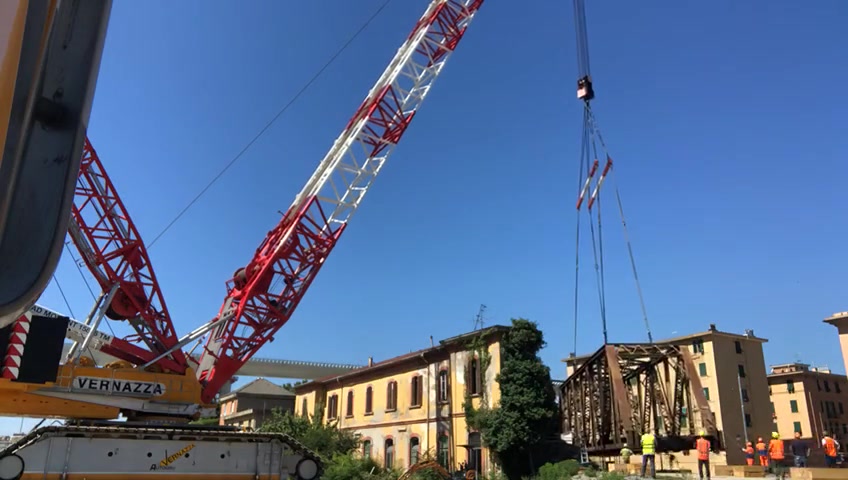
[824,311,848,375]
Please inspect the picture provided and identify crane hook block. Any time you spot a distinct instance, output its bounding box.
[577,75,594,101]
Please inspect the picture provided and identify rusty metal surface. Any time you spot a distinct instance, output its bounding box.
[560,343,721,455]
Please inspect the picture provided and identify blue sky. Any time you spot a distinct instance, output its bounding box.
[5,0,848,434]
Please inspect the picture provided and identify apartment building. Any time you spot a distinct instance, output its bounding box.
[295,325,509,475]
[768,363,848,456]
[563,324,771,467]
[218,378,295,430]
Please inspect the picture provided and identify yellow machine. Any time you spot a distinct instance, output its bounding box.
[0,362,208,421]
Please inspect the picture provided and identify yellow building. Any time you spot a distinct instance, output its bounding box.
[295,326,509,474]
[564,324,771,467]
[768,362,848,465]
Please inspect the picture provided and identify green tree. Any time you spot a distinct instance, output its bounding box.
[281,379,310,391]
[466,318,558,479]
[259,408,360,459]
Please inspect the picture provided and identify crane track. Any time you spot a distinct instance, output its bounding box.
[0,423,324,478]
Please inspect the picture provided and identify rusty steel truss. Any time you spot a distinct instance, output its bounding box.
[559,343,720,455]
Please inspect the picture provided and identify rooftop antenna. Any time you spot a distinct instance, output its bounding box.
[473,304,487,331]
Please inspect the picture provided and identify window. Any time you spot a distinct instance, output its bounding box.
[363,439,372,458]
[410,437,420,466]
[346,390,354,417]
[411,375,423,407]
[365,386,373,414]
[698,363,707,377]
[438,370,449,403]
[825,381,831,393]
[818,379,822,391]
[437,435,450,468]
[787,380,795,394]
[735,340,743,354]
[840,402,845,415]
[773,422,778,433]
[692,339,704,354]
[301,398,308,418]
[384,439,395,469]
[790,400,799,413]
[837,382,842,394]
[742,389,749,403]
[327,394,339,420]
[843,424,848,435]
[794,422,802,433]
[386,381,398,411]
[703,387,710,401]
[469,357,482,395]
[745,413,752,427]
[737,364,746,378]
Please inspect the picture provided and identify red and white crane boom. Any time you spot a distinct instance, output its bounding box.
[195,0,485,402]
[67,138,188,373]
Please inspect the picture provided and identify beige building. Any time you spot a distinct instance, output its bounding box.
[295,326,509,476]
[564,324,771,467]
[768,362,848,465]
[218,378,295,430]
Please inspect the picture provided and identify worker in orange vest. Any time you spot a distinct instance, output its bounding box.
[742,441,755,466]
[695,430,711,480]
[821,430,840,468]
[768,431,786,480]
[755,437,768,467]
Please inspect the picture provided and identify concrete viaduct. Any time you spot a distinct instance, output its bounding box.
[60,343,363,394]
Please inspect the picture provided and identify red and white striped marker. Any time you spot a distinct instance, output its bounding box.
[1,314,31,380]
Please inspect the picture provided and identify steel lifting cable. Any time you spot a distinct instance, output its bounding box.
[573,101,609,348]
[585,107,654,343]
[588,120,608,344]
[582,109,608,345]
[571,109,589,355]
[147,0,395,249]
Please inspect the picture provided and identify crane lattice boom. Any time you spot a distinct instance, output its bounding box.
[196,0,485,402]
[70,138,187,373]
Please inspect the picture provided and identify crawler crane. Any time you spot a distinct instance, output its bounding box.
[0,1,485,479]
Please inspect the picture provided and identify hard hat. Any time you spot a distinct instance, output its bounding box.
[757,437,763,442]
[771,432,779,439]
[746,441,752,446]
[699,430,706,436]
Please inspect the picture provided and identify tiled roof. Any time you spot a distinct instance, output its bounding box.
[226,378,294,398]
[295,325,510,392]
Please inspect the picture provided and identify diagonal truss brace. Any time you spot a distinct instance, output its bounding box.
[560,343,718,455]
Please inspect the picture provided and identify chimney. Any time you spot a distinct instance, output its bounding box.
[367,356,373,367]
[430,336,434,348]
[709,323,717,332]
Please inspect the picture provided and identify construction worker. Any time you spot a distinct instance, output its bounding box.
[768,431,786,480]
[790,431,809,467]
[821,430,840,468]
[620,443,633,465]
[640,431,656,479]
[755,436,768,467]
[695,430,711,480]
[742,441,755,466]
